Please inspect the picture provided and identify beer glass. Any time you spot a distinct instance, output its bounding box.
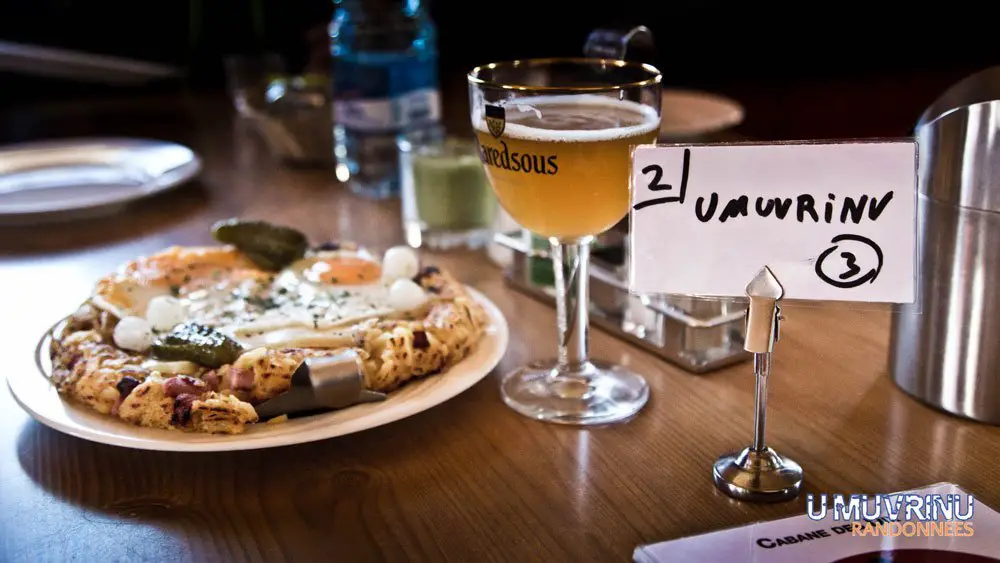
[468,58,662,424]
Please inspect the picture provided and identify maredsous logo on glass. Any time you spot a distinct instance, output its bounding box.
[479,104,559,175]
[485,104,505,138]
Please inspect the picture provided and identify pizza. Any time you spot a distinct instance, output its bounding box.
[47,219,489,434]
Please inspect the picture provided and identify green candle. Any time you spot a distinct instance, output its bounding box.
[411,142,496,230]
[400,135,498,249]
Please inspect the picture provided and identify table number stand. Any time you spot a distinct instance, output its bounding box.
[712,265,803,502]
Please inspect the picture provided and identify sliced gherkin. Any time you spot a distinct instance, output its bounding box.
[152,323,244,368]
[211,218,309,271]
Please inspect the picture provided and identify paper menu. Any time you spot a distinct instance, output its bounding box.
[634,484,1000,562]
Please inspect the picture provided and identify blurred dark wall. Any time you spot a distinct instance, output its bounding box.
[1,0,999,98]
[1,0,999,141]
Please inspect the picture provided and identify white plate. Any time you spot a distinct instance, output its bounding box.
[0,138,201,223]
[8,287,508,452]
[659,89,745,139]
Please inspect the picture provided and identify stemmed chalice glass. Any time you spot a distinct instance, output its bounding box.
[468,58,662,424]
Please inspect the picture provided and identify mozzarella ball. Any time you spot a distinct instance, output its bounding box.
[145,295,187,332]
[113,316,154,352]
[388,278,429,311]
[381,246,420,283]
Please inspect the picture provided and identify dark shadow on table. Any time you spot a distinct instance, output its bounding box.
[13,377,489,540]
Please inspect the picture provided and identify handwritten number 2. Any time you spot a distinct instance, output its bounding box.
[632,148,691,211]
[642,164,670,191]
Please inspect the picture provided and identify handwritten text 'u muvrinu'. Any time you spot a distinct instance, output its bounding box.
[695,192,894,224]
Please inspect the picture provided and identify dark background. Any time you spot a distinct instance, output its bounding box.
[1,0,999,139]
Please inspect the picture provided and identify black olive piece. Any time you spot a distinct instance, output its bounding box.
[116,376,141,398]
[171,393,197,426]
[412,266,441,286]
[412,330,430,350]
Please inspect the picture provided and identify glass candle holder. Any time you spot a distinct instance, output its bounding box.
[398,131,498,250]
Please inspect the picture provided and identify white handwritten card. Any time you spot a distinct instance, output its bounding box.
[628,141,917,303]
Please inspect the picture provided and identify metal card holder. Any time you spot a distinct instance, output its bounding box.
[712,266,802,502]
[493,227,750,373]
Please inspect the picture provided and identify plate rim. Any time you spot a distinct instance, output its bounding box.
[8,286,509,452]
[0,137,202,217]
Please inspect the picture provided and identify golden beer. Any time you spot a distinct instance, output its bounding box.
[474,95,659,240]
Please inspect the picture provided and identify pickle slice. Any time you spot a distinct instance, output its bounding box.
[211,218,309,271]
[152,323,244,368]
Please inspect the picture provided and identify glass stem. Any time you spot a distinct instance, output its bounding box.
[550,237,592,374]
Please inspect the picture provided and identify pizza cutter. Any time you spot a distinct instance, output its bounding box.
[253,349,386,420]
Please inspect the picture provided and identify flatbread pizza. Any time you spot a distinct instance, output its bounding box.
[48,219,489,434]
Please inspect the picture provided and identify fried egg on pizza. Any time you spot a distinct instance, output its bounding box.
[49,219,489,434]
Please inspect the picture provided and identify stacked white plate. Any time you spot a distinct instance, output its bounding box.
[0,138,201,224]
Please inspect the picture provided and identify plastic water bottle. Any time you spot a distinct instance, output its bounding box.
[330,0,441,199]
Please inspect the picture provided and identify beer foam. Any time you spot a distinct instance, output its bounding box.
[473,94,660,143]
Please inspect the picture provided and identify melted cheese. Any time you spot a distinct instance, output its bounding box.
[178,255,401,348]
[91,248,418,350]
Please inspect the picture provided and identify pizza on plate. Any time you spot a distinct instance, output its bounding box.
[47,219,489,434]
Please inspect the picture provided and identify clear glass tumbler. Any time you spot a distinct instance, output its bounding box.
[223,53,285,116]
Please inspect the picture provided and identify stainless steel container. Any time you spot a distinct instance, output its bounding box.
[889,67,1000,424]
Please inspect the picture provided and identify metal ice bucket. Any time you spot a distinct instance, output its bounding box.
[889,66,1000,424]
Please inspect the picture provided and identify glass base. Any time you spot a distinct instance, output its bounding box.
[501,359,649,425]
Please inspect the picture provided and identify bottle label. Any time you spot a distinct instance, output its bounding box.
[335,88,441,132]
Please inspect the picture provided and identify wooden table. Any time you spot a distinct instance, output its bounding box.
[2,95,999,563]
